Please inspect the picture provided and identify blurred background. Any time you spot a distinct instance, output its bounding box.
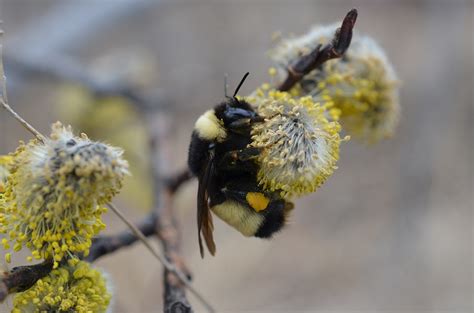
[0,0,472,312]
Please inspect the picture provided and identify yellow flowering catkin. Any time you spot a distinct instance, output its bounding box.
[0,122,128,267]
[12,260,111,313]
[248,89,346,198]
[269,25,400,144]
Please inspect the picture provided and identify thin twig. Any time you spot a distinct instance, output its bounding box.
[106,203,175,269]
[0,99,46,143]
[107,203,214,312]
[278,9,358,91]
[86,213,157,262]
[0,45,45,143]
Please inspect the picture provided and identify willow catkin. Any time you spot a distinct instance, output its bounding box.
[269,25,400,144]
[0,122,128,267]
[248,89,347,198]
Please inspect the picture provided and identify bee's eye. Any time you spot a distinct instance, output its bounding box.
[224,107,257,122]
[66,139,77,147]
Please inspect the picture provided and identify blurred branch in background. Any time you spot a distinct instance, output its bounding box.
[4,1,152,61]
[4,55,153,112]
[3,0,156,110]
[147,111,196,312]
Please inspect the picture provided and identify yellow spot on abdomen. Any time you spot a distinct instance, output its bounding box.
[246,192,270,212]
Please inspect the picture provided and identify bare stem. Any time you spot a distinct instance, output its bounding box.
[278,9,358,92]
[0,45,45,143]
[86,213,157,262]
[106,203,175,269]
[0,260,54,302]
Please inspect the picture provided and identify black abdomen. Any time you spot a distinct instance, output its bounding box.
[254,200,287,238]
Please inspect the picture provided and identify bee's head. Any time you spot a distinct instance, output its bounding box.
[216,71,262,126]
[214,98,261,128]
[194,72,261,141]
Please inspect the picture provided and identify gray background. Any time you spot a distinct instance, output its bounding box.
[0,0,472,312]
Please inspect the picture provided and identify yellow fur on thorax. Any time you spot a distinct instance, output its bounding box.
[211,200,264,237]
[195,110,227,141]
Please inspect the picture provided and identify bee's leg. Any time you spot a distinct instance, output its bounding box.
[232,147,261,161]
[220,179,274,212]
[222,183,293,225]
[222,188,269,213]
[217,147,261,171]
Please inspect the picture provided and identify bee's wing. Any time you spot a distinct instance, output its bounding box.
[197,151,216,258]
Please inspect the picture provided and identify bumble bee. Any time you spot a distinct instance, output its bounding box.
[188,73,293,257]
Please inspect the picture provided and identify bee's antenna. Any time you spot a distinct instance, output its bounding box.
[233,72,249,98]
[224,73,229,98]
